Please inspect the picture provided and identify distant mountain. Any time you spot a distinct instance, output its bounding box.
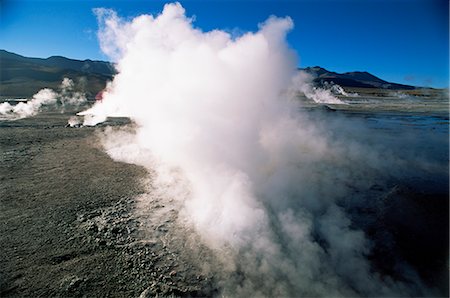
[301,66,416,90]
[1,50,418,98]
[0,50,116,98]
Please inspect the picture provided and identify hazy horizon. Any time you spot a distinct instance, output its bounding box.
[1,0,448,88]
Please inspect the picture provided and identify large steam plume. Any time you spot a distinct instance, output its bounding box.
[80,3,435,296]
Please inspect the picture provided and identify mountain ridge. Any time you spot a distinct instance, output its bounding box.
[300,66,417,90]
[1,50,419,98]
[0,50,115,98]
[0,50,115,76]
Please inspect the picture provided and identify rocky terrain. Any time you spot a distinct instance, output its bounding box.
[0,113,221,297]
[1,109,448,297]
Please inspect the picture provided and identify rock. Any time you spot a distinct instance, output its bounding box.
[139,286,151,298]
[61,276,84,292]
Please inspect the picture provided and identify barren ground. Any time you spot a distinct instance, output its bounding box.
[0,109,448,297]
[0,112,220,297]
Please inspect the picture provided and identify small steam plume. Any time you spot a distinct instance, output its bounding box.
[59,77,87,108]
[66,116,84,128]
[81,3,437,296]
[322,81,359,97]
[0,88,57,119]
[291,71,346,104]
[0,78,86,120]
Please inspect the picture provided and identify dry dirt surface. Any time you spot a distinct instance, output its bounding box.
[0,112,220,297]
[1,110,448,297]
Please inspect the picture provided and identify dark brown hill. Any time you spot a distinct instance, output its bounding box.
[0,50,116,99]
[301,66,416,90]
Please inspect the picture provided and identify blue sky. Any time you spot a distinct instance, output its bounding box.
[1,0,448,87]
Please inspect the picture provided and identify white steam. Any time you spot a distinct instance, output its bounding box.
[67,116,84,127]
[0,89,57,119]
[81,3,431,296]
[293,71,346,104]
[0,78,86,120]
[59,77,87,107]
[323,80,359,97]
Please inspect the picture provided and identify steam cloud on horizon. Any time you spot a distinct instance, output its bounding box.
[80,3,441,296]
[0,78,86,120]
